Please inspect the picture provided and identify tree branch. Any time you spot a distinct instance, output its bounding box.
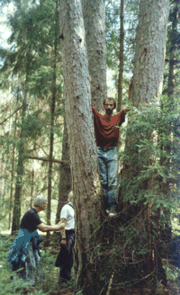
[0,105,23,125]
[165,59,180,63]
[26,155,62,164]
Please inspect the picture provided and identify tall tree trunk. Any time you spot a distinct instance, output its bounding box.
[55,0,72,224]
[9,76,20,230]
[117,0,124,112]
[168,0,178,98]
[56,118,71,223]
[158,0,179,270]
[30,169,34,208]
[59,0,101,293]
[9,108,18,230]
[130,0,169,106]
[82,0,107,111]
[119,0,169,288]
[11,82,28,233]
[46,1,58,244]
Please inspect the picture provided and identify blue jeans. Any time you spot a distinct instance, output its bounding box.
[97,146,118,210]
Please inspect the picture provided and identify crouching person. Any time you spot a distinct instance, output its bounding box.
[7,195,65,286]
[55,191,75,283]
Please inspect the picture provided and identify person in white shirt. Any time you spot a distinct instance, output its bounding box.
[55,191,75,282]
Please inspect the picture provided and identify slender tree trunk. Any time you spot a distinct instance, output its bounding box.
[55,0,72,225]
[117,0,124,112]
[59,0,101,292]
[30,169,34,208]
[168,0,178,98]
[11,84,28,233]
[82,0,107,111]
[46,2,58,243]
[9,77,20,230]
[56,118,71,223]
[9,110,18,230]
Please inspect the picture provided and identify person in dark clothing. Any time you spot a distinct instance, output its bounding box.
[92,98,128,217]
[55,191,75,282]
[7,195,65,285]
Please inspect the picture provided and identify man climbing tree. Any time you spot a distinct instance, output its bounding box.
[92,98,128,216]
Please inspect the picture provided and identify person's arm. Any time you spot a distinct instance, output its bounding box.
[92,106,101,116]
[37,220,65,232]
[60,218,67,245]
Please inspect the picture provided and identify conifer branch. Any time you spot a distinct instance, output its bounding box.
[0,105,23,125]
[26,155,62,164]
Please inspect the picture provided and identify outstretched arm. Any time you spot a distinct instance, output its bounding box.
[37,220,65,232]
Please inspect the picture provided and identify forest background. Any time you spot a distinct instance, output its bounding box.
[0,0,180,294]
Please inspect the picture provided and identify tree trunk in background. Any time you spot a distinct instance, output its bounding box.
[168,0,179,98]
[9,123,16,230]
[56,118,71,223]
[11,85,28,234]
[30,169,34,208]
[117,0,124,112]
[59,0,101,293]
[56,0,72,224]
[9,76,20,230]
[82,0,107,111]
[46,1,58,244]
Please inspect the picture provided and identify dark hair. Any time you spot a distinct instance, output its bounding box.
[103,97,116,109]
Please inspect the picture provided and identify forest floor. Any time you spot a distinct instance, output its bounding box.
[1,233,179,295]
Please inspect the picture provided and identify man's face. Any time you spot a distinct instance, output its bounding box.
[104,99,115,115]
[41,201,47,211]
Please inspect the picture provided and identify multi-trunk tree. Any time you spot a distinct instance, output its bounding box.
[59,0,170,294]
[1,0,179,293]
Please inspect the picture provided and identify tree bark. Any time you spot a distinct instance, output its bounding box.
[82,0,107,111]
[130,0,169,106]
[59,0,101,292]
[56,118,71,223]
[11,86,28,233]
[168,0,179,98]
[117,0,124,112]
[46,1,58,244]
[9,90,19,230]
[119,0,169,288]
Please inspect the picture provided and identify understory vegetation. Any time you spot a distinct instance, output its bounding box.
[0,234,75,295]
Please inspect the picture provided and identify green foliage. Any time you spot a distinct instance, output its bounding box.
[0,0,64,232]
[0,234,65,294]
[21,112,44,139]
[119,96,180,210]
[164,265,179,281]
